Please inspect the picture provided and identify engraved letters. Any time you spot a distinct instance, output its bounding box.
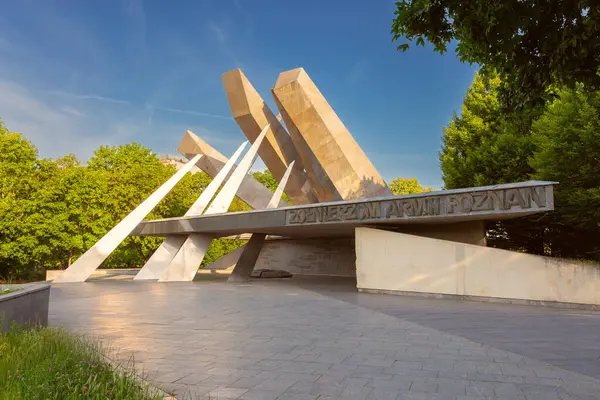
[286,186,549,225]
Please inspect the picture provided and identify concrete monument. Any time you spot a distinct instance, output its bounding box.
[54,65,600,309]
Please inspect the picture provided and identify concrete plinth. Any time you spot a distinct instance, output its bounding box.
[255,237,357,277]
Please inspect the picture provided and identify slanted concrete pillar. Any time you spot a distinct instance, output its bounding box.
[159,126,271,282]
[228,234,267,282]
[134,141,248,281]
[54,154,203,283]
[222,68,318,205]
[228,161,296,282]
[272,67,392,201]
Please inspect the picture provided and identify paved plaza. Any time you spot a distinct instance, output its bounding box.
[50,276,600,399]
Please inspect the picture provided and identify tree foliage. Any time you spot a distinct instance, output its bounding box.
[440,71,538,188]
[0,120,256,278]
[440,72,600,260]
[389,177,433,195]
[531,88,600,260]
[252,170,290,204]
[391,1,600,107]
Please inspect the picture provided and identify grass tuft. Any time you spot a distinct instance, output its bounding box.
[0,326,163,400]
[0,288,20,295]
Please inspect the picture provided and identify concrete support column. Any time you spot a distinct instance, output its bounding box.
[228,234,267,282]
[227,161,296,282]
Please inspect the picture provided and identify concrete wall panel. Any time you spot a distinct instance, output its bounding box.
[356,227,600,306]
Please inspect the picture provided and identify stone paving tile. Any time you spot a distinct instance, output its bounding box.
[207,387,249,399]
[50,280,600,400]
[238,389,280,400]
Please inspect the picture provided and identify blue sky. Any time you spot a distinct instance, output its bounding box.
[0,0,477,188]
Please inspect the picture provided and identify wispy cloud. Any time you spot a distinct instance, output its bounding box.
[152,105,232,120]
[347,60,369,85]
[43,89,132,105]
[42,89,232,120]
[233,0,253,28]
[0,37,11,51]
[0,81,132,160]
[60,106,86,117]
[208,20,242,67]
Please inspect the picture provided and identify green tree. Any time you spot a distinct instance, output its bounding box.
[86,143,178,267]
[392,1,600,107]
[531,88,600,260]
[0,121,52,278]
[440,71,538,188]
[439,72,548,254]
[252,169,290,204]
[389,177,433,195]
[0,121,266,277]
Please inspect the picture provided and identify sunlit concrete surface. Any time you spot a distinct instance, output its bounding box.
[356,227,600,306]
[50,277,600,399]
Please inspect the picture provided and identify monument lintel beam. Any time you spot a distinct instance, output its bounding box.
[132,181,556,239]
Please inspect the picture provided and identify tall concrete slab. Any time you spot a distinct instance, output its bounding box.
[178,130,287,209]
[272,67,392,201]
[222,68,318,205]
[134,141,248,281]
[54,154,203,283]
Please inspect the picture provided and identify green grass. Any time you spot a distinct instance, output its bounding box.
[0,287,21,295]
[0,326,163,400]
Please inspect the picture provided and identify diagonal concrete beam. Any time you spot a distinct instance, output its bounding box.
[222,69,318,205]
[54,154,203,283]
[159,126,271,282]
[178,130,287,209]
[228,160,296,282]
[134,141,248,281]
